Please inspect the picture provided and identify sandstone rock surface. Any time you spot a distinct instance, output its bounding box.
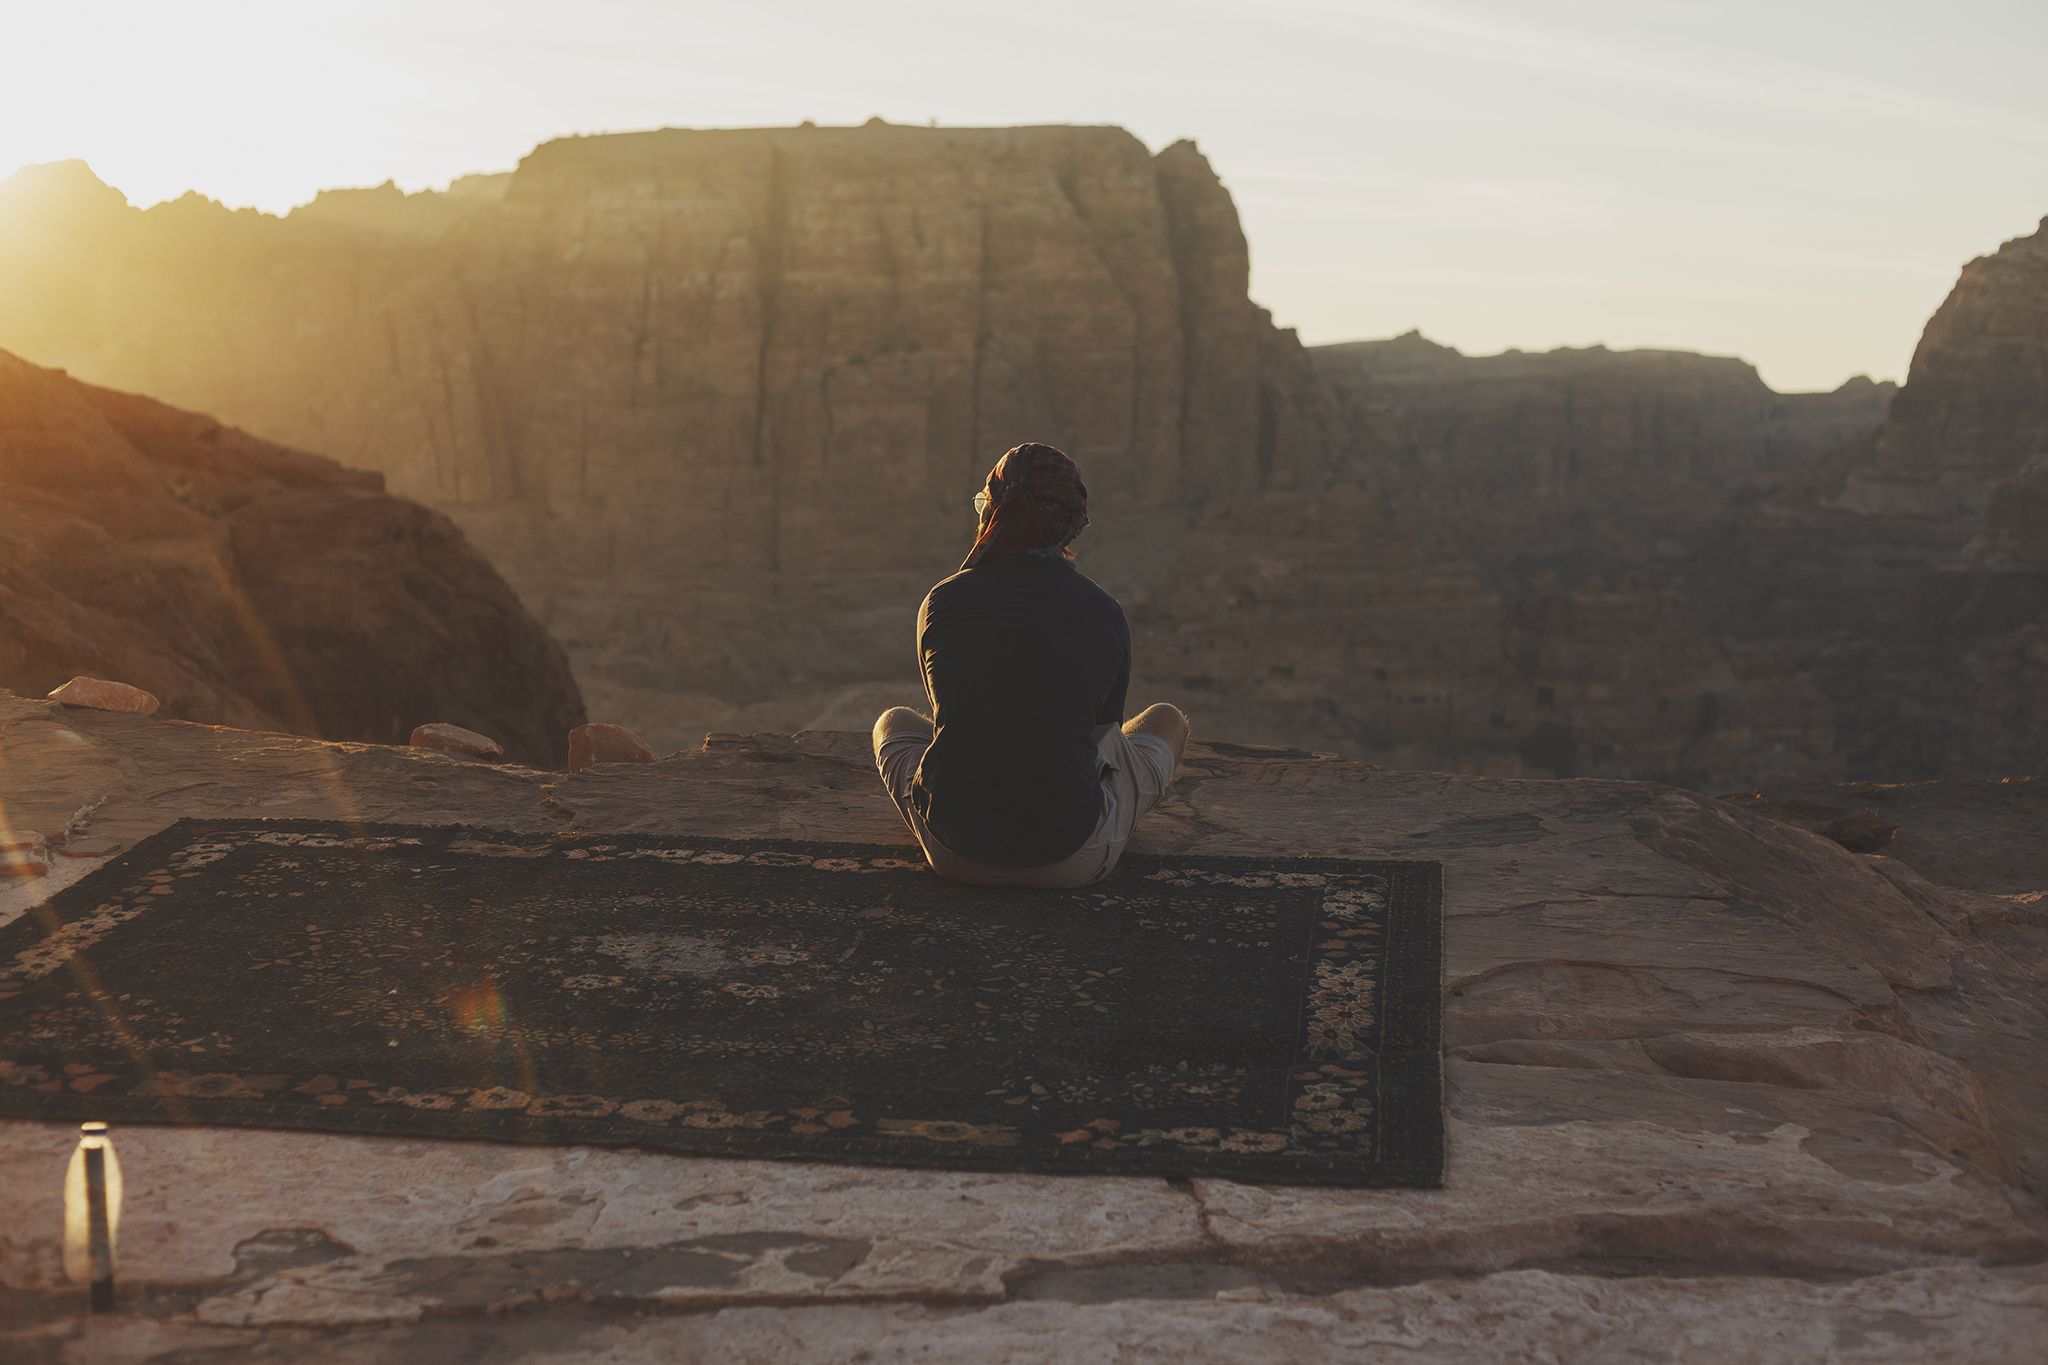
[0,350,586,765]
[1126,484,1845,788]
[1709,218,2048,781]
[1816,808,1899,854]
[1846,216,2048,524]
[408,722,506,761]
[44,677,160,716]
[0,834,47,879]
[568,721,658,771]
[1285,219,2048,788]
[1232,334,1902,788]
[0,690,2041,1361]
[0,150,2039,790]
[1313,332,1894,569]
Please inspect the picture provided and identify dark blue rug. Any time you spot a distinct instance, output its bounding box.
[0,818,1442,1186]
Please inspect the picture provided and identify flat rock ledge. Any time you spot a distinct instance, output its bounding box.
[0,692,2042,1362]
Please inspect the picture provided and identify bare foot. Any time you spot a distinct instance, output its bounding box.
[1125,702,1190,764]
[871,706,932,759]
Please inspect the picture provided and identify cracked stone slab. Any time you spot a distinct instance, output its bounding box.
[1191,1101,2040,1277]
[0,1125,1200,1316]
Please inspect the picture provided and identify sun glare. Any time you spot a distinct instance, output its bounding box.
[8,2,2045,388]
[2,5,488,214]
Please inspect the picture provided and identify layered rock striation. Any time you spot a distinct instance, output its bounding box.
[1295,216,2048,785]
[0,350,585,764]
[1128,487,1844,786]
[1141,338,1893,785]
[1,141,2039,788]
[1844,217,2048,525]
[1313,331,1894,569]
[1705,218,2048,780]
[0,130,1334,748]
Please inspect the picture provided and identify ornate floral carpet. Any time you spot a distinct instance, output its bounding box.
[0,819,1442,1186]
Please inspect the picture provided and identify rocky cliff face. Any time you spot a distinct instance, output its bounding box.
[0,131,1334,749]
[1126,484,1849,787]
[1844,217,2048,525]
[0,695,2042,1360]
[1134,339,1891,786]
[0,142,2037,788]
[1314,332,1894,569]
[1702,218,2048,780]
[0,350,585,764]
[1291,224,2047,786]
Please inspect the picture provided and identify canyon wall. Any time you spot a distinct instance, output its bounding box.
[0,129,1334,747]
[1,134,2037,786]
[1281,219,2047,784]
[1701,217,2048,780]
[1138,341,1891,786]
[0,349,585,764]
[1844,216,2048,526]
[1314,332,1893,569]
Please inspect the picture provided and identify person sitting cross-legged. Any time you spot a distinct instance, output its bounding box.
[872,441,1189,888]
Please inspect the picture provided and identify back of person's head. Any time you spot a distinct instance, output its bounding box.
[964,443,1090,569]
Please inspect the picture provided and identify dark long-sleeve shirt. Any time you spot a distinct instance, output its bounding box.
[911,555,1131,866]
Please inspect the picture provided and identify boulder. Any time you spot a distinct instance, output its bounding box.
[0,350,586,766]
[45,675,159,715]
[408,723,504,761]
[567,722,658,772]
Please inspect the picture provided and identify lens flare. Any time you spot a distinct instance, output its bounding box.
[450,981,507,1036]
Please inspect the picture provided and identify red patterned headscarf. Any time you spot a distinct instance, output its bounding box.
[961,443,1090,571]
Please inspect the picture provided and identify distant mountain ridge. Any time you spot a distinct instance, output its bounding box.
[1312,331,1895,569]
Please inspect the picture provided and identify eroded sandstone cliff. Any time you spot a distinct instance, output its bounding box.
[1126,486,1847,786]
[0,131,1334,751]
[1293,218,2047,786]
[0,141,2038,788]
[0,350,585,764]
[1703,218,2048,780]
[1136,338,1892,785]
[1313,332,1895,569]
[1845,217,2048,525]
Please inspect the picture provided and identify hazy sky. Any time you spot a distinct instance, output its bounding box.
[4,0,2045,390]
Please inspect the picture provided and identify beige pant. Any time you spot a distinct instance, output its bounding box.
[875,721,1176,888]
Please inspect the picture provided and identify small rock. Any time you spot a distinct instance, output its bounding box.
[47,676,161,716]
[1818,809,1898,854]
[568,722,658,772]
[58,836,125,859]
[1,833,49,878]
[409,723,505,760]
